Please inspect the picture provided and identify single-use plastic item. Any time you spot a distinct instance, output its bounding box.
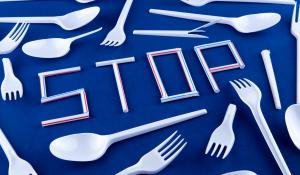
[194,40,245,93]
[39,67,89,127]
[205,104,236,159]
[22,27,102,59]
[116,131,187,175]
[222,170,257,175]
[261,50,281,109]
[147,48,199,103]
[230,79,291,175]
[50,109,207,162]
[149,9,281,33]
[180,0,295,7]
[1,58,23,101]
[95,57,135,113]
[285,2,300,151]
[76,0,95,3]
[0,22,30,54]
[0,129,38,175]
[0,7,100,30]
[133,20,217,39]
[101,0,133,46]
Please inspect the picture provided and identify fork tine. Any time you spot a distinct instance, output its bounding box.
[109,41,117,46]
[105,41,112,46]
[230,81,240,92]
[223,146,232,159]
[18,89,23,98]
[239,79,250,87]
[11,22,26,40]
[155,131,178,151]
[163,138,184,159]
[114,41,122,47]
[7,22,20,38]
[13,91,17,100]
[294,2,300,23]
[234,80,244,88]
[14,23,29,42]
[205,139,214,154]
[160,135,181,155]
[216,145,225,158]
[1,91,6,101]
[211,143,219,156]
[101,39,109,45]
[165,142,187,163]
[8,92,12,100]
[244,78,256,87]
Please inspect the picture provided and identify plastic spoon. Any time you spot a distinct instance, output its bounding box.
[222,170,257,175]
[76,0,95,3]
[286,3,300,150]
[180,0,295,7]
[0,6,100,30]
[50,109,207,162]
[22,27,102,58]
[149,9,281,33]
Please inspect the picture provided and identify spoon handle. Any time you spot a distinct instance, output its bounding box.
[149,9,228,24]
[0,129,17,163]
[68,27,102,42]
[0,16,56,24]
[215,0,295,5]
[109,109,207,143]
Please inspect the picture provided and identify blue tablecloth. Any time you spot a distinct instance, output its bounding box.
[0,1,298,175]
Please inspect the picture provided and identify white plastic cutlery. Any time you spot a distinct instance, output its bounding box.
[180,0,295,7]
[133,22,216,39]
[285,1,300,151]
[149,9,281,33]
[133,29,208,38]
[101,0,133,46]
[1,58,23,101]
[230,79,291,175]
[261,50,281,110]
[205,104,237,159]
[0,7,100,31]
[22,27,102,59]
[222,170,257,175]
[116,131,187,175]
[50,109,207,162]
[76,0,95,3]
[0,129,38,175]
[0,22,30,54]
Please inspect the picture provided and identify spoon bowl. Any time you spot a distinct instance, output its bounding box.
[285,104,300,150]
[23,38,71,58]
[76,0,96,3]
[50,133,111,162]
[233,13,281,33]
[58,6,100,30]
[22,27,102,58]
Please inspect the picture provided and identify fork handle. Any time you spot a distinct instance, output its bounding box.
[2,58,15,78]
[297,39,300,103]
[116,0,134,28]
[0,129,18,163]
[251,106,291,175]
[116,163,141,175]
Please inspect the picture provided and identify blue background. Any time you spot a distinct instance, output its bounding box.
[0,0,298,175]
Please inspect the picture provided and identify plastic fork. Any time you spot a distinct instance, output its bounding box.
[1,58,23,101]
[0,22,30,54]
[205,104,237,159]
[230,78,291,175]
[0,129,38,175]
[101,0,133,47]
[116,131,187,175]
